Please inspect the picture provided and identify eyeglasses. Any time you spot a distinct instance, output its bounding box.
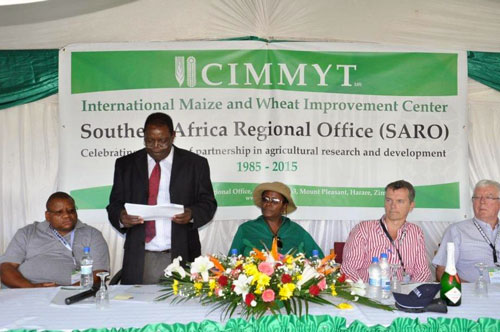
[262,196,282,205]
[47,208,77,216]
[472,196,500,202]
[144,138,172,148]
[274,235,283,249]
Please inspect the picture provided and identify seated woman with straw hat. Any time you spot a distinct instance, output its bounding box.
[229,182,324,258]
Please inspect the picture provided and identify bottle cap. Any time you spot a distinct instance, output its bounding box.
[230,248,238,256]
[371,256,379,263]
[380,253,388,259]
[84,246,90,253]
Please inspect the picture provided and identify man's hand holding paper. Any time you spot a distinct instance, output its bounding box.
[120,209,144,228]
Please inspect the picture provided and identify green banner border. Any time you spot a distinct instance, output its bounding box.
[71,49,457,96]
[71,182,459,210]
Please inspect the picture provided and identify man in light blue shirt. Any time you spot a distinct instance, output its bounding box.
[433,180,500,282]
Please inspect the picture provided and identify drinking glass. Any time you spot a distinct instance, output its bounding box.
[474,262,488,297]
[389,263,401,293]
[96,272,110,309]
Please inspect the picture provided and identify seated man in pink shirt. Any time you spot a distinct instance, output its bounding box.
[340,180,431,283]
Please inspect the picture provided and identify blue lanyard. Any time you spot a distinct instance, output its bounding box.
[49,225,76,265]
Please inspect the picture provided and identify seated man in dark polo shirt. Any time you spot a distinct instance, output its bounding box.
[0,192,109,288]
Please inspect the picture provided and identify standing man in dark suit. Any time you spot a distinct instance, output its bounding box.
[107,112,217,284]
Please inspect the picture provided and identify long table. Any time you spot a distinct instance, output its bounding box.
[0,283,499,331]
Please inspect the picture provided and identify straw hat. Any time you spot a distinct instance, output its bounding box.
[253,182,297,214]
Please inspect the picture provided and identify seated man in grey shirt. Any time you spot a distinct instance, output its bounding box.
[433,179,500,282]
[0,192,110,287]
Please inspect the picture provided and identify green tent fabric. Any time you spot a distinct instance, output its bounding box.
[0,49,58,110]
[0,49,499,111]
[468,51,500,91]
[4,315,500,332]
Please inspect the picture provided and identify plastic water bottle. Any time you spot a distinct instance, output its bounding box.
[310,249,320,266]
[368,256,381,300]
[80,246,93,289]
[379,253,391,299]
[230,248,239,266]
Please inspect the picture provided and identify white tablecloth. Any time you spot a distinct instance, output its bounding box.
[0,283,498,330]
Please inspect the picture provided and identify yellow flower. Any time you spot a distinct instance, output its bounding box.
[252,272,270,294]
[172,279,179,295]
[209,279,216,291]
[330,284,337,296]
[244,263,258,276]
[254,272,270,286]
[194,282,203,295]
[337,303,353,310]
[285,255,293,264]
[296,275,302,281]
[279,283,296,300]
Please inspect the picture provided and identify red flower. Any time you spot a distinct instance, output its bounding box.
[218,275,228,287]
[245,293,256,306]
[309,285,320,296]
[337,273,346,283]
[281,274,292,284]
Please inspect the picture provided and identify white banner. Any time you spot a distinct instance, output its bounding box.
[59,41,469,222]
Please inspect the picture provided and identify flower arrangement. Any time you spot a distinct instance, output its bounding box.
[157,239,393,319]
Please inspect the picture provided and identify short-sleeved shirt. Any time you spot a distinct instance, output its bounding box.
[229,215,324,258]
[0,220,110,285]
[341,217,432,283]
[432,218,500,282]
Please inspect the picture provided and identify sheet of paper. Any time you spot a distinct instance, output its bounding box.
[113,285,163,303]
[125,203,184,219]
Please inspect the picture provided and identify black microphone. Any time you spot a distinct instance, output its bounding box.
[65,283,101,305]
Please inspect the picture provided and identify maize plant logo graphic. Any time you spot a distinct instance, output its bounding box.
[175,56,196,87]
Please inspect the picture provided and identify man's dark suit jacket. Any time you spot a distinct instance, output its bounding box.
[106,146,217,284]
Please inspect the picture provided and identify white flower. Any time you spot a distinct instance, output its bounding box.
[190,256,214,282]
[265,253,276,263]
[296,264,321,288]
[232,274,253,298]
[348,279,367,297]
[164,256,186,278]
